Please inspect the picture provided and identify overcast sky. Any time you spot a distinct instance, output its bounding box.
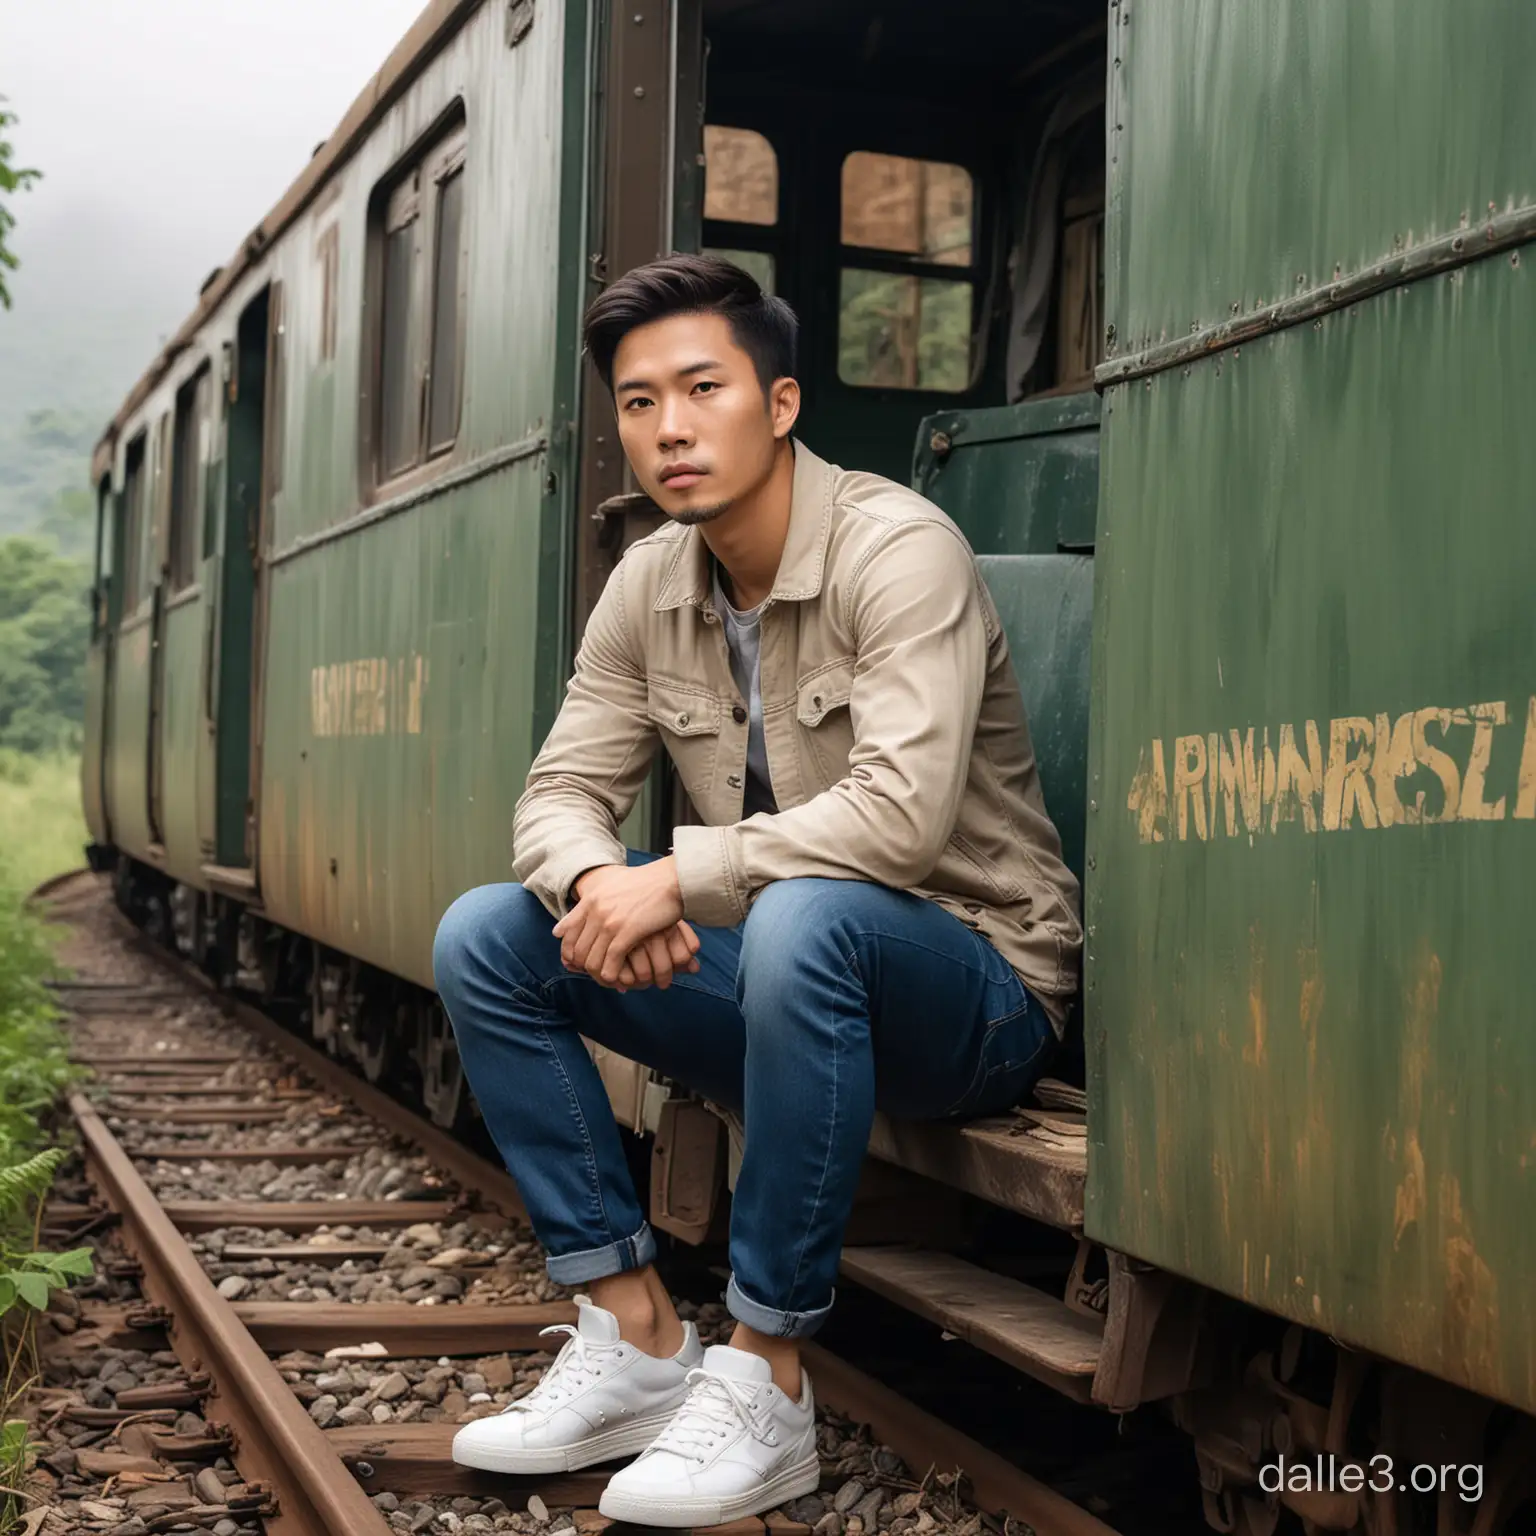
[0,0,429,430]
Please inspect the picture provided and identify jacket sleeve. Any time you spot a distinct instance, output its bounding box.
[512,558,659,918]
[671,519,988,926]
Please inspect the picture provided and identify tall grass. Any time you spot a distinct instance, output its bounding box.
[0,813,88,1529]
[0,754,87,896]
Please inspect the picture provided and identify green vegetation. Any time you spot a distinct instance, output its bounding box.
[0,755,86,895]
[0,97,41,312]
[0,862,87,1530]
[0,537,89,758]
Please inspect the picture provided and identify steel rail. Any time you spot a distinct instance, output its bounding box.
[69,1092,394,1536]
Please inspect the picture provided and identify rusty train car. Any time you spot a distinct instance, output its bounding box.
[81,0,1536,1528]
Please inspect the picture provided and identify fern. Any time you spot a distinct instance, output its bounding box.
[0,1152,62,1225]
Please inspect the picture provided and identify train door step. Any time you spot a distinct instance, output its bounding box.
[866,1112,1086,1230]
[201,862,259,902]
[838,1245,1102,1401]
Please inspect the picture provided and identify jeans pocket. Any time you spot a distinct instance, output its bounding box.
[943,996,1055,1119]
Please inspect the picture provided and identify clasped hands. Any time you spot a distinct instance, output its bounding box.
[554,856,700,992]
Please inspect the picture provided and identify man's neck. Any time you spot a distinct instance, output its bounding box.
[701,439,795,611]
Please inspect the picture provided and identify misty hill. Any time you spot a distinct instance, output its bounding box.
[0,200,196,551]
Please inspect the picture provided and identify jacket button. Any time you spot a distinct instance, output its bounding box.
[732,704,747,724]
[727,774,742,789]
[677,712,689,728]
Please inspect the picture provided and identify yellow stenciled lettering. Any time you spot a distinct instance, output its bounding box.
[1412,707,1460,823]
[1271,722,1323,832]
[1459,701,1507,821]
[1219,728,1263,836]
[1126,739,1170,843]
[1174,735,1209,841]
[1323,717,1378,831]
[1516,696,1536,820]
[1373,711,1420,826]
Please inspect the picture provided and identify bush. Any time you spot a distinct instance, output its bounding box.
[0,865,88,1530]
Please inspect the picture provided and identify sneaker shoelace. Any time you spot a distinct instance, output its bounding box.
[502,1323,606,1415]
[650,1369,770,1461]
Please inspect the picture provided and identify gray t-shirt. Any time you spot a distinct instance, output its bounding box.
[712,563,777,818]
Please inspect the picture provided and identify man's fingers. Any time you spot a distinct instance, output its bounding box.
[627,943,655,986]
[678,920,701,954]
[643,933,675,991]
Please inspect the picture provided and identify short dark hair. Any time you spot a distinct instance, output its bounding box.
[582,253,798,394]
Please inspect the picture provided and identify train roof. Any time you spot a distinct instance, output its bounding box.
[90,0,480,484]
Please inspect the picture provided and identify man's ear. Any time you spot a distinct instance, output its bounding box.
[769,376,801,441]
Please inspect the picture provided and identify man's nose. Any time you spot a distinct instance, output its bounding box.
[656,399,694,449]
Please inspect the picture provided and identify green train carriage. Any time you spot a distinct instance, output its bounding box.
[81,0,1536,1525]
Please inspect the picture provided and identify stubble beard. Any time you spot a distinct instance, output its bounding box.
[671,498,733,527]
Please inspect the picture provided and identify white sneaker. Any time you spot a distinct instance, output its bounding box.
[451,1298,702,1474]
[598,1344,820,1527]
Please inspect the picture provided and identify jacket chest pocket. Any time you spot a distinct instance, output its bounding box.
[796,659,856,787]
[648,679,724,798]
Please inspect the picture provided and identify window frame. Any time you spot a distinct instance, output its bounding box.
[700,122,781,295]
[362,108,469,497]
[169,364,213,593]
[833,148,982,396]
[120,431,149,622]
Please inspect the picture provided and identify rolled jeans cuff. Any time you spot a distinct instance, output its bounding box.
[545,1222,657,1285]
[725,1274,833,1339]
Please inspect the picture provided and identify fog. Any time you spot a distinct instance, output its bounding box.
[0,0,430,440]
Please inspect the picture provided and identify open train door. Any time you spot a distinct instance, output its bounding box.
[568,0,707,1142]
[201,283,282,904]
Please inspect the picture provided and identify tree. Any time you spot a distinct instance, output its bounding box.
[0,537,88,754]
[0,97,41,311]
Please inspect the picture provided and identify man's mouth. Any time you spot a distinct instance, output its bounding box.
[658,464,707,489]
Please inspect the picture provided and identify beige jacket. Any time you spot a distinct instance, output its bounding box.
[513,442,1083,1031]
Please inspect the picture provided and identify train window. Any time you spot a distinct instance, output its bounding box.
[317,224,340,363]
[704,247,775,294]
[121,433,147,614]
[837,153,976,393]
[92,477,113,635]
[169,368,212,591]
[704,127,777,226]
[426,164,466,453]
[841,153,972,264]
[371,118,467,485]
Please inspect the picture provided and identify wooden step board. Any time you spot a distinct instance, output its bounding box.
[236,1300,576,1355]
[867,1112,1086,1230]
[839,1246,1102,1401]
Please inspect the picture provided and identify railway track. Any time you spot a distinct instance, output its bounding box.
[30,870,1117,1536]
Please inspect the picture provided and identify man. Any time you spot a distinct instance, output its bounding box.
[433,255,1082,1526]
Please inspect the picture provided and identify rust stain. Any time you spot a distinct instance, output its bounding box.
[1245,925,1267,1065]
[1438,1174,1500,1392]
[1390,947,1440,1247]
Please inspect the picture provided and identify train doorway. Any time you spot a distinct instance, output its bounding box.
[205,286,277,886]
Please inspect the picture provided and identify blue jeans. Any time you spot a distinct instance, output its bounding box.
[432,853,1055,1338]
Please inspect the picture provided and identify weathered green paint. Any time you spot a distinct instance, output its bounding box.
[913,394,1099,553]
[977,554,1093,887]
[1089,251,1536,1410]
[105,616,153,855]
[158,598,207,881]
[1103,0,1536,359]
[251,0,571,984]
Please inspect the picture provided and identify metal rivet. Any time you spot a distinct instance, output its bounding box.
[812,694,822,709]
[677,712,689,727]
[634,85,646,98]
[355,1461,375,1479]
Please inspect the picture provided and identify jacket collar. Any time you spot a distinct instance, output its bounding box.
[653,439,836,612]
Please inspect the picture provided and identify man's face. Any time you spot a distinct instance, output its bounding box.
[611,311,797,525]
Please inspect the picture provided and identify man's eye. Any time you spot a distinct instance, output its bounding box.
[693,381,719,394]
[624,396,653,410]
